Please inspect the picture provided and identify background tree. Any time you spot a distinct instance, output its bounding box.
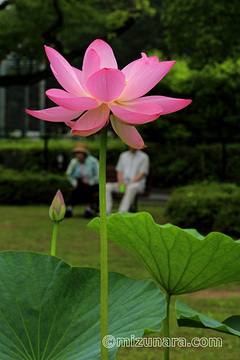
[161,0,240,68]
[0,0,239,148]
[0,0,156,86]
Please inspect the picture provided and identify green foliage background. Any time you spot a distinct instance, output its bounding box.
[0,0,239,146]
[1,0,240,234]
[165,182,240,235]
[1,139,240,189]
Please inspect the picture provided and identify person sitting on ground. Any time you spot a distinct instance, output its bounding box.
[65,142,99,218]
[106,147,149,214]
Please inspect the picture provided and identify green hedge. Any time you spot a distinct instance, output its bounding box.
[2,139,240,188]
[0,138,126,174]
[0,169,71,205]
[165,182,240,235]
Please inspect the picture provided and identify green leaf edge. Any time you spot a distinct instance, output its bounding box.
[89,212,240,295]
[89,212,226,245]
[176,300,240,337]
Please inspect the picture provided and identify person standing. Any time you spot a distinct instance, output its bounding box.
[106,147,149,214]
[65,142,99,218]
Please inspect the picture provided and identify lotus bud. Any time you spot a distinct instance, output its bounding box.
[49,190,66,222]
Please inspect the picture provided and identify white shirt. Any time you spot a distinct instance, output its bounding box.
[116,150,149,189]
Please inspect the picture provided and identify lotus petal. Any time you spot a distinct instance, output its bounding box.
[110,115,146,149]
[26,107,82,122]
[71,104,110,136]
[85,39,118,69]
[121,53,159,81]
[134,95,192,115]
[119,61,175,101]
[82,48,101,88]
[45,46,85,96]
[46,89,100,111]
[109,100,162,125]
[86,68,126,103]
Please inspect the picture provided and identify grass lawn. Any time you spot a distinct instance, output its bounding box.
[0,203,239,360]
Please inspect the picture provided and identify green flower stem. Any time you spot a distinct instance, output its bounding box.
[51,222,59,256]
[99,126,108,360]
[163,293,171,360]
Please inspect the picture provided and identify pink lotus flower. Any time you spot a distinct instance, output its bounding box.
[26,39,191,149]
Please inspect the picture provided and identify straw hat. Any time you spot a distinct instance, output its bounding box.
[72,142,89,155]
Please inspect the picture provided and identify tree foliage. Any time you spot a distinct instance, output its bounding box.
[0,0,155,85]
[141,57,240,145]
[161,0,240,68]
[0,0,239,145]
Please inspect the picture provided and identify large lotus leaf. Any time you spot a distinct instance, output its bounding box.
[176,300,240,337]
[0,251,166,360]
[89,212,240,295]
[161,224,204,240]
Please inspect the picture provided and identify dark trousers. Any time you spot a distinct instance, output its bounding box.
[70,180,99,207]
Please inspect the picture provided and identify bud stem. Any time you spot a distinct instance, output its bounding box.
[51,222,59,256]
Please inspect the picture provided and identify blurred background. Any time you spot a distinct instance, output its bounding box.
[1,3,240,359]
[0,0,240,142]
[0,0,240,234]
